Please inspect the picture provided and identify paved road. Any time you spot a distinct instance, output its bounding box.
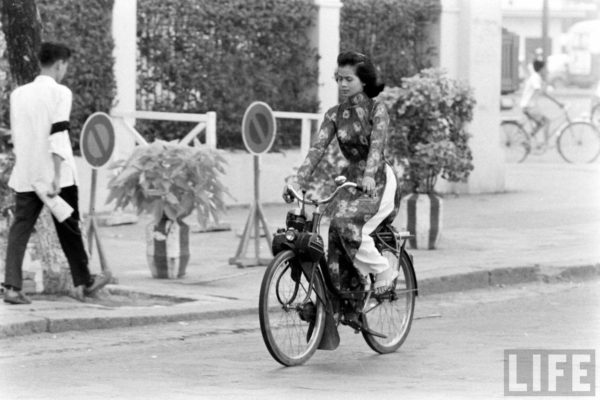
[1,279,598,400]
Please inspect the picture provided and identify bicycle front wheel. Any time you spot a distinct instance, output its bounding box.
[258,250,327,366]
[362,248,416,354]
[557,121,600,163]
[591,103,600,128]
[501,121,530,163]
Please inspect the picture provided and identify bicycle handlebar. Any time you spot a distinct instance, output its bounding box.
[284,181,361,206]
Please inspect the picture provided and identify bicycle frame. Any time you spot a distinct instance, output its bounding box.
[259,179,420,365]
[522,105,584,143]
[276,182,418,335]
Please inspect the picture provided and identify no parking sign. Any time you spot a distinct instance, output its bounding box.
[80,112,116,168]
[230,102,276,267]
[241,102,276,155]
[79,112,116,275]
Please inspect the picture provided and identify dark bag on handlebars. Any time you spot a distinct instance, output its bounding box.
[296,232,324,262]
[271,230,324,262]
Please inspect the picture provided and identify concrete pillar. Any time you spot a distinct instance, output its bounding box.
[111,0,137,159]
[434,0,505,194]
[312,0,342,112]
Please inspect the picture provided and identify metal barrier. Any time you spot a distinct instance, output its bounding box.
[111,109,318,155]
[110,110,217,148]
[272,111,321,156]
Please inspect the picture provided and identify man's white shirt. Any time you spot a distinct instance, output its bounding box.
[9,75,78,192]
[519,71,543,109]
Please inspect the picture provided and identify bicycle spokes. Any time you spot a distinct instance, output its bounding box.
[501,121,530,163]
[361,249,416,354]
[259,251,327,366]
[557,122,600,163]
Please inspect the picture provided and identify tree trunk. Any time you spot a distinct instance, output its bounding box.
[0,0,41,86]
[0,0,72,294]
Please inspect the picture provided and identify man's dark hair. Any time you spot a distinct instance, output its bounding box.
[532,59,545,73]
[337,51,385,98]
[39,42,72,67]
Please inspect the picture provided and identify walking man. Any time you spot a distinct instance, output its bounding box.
[3,42,110,304]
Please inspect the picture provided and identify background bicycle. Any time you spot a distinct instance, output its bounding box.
[592,101,600,128]
[501,101,600,163]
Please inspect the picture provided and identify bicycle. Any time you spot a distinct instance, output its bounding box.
[500,104,600,163]
[258,177,418,366]
[591,102,600,128]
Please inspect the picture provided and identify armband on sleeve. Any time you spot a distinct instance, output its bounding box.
[50,121,70,135]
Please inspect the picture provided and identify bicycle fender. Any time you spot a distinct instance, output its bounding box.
[297,260,340,351]
[318,311,340,351]
[402,248,419,296]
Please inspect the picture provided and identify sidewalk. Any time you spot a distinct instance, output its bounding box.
[1,162,599,338]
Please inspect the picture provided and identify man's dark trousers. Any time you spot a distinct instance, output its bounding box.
[3,185,90,290]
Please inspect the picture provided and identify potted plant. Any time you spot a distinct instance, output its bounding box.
[386,68,476,249]
[106,140,228,278]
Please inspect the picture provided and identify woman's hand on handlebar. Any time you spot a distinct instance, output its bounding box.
[283,176,300,203]
[282,185,297,203]
[361,176,375,196]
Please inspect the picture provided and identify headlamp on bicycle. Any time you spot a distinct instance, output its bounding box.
[284,229,297,242]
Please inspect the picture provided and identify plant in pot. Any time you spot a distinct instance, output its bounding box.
[386,68,476,249]
[106,140,228,278]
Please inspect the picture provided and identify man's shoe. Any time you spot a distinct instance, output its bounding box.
[83,272,112,297]
[4,289,32,305]
[71,285,86,302]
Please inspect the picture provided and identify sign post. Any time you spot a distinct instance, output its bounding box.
[80,112,116,274]
[229,102,276,267]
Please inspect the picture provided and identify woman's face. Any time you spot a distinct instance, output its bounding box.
[335,65,364,100]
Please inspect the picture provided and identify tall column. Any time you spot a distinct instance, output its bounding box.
[434,0,505,194]
[111,0,137,159]
[112,0,136,119]
[312,0,342,112]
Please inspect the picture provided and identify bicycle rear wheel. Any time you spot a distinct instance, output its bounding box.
[259,250,327,366]
[501,121,530,163]
[362,248,416,354]
[557,121,600,163]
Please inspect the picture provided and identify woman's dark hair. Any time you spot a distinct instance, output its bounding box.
[38,42,72,67]
[337,51,385,98]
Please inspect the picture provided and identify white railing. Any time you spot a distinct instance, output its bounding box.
[111,109,319,155]
[273,111,321,157]
[111,110,217,148]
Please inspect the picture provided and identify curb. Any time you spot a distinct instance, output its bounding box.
[418,263,600,295]
[0,306,259,338]
[1,263,599,338]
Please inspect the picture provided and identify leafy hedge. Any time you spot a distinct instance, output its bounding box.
[304,0,441,197]
[340,0,441,87]
[137,0,319,149]
[0,1,116,152]
[37,0,116,152]
[1,0,440,154]
[387,69,475,194]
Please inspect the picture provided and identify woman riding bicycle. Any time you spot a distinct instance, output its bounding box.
[284,51,401,295]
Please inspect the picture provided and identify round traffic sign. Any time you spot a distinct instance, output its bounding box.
[241,102,276,154]
[80,112,116,168]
